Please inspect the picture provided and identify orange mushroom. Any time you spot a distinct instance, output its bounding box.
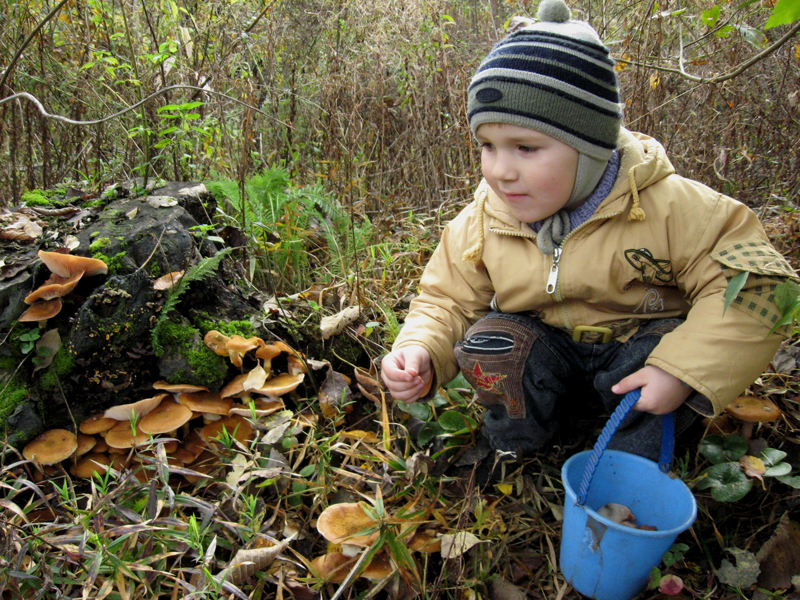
[724,395,782,440]
[19,298,63,322]
[37,250,108,278]
[23,429,78,465]
[316,502,380,547]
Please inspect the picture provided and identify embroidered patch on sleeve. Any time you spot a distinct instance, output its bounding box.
[711,241,799,334]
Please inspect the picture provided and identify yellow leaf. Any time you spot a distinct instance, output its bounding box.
[650,73,661,90]
[795,43,800,60]
[740,455,766,480]
[495,483,514,495]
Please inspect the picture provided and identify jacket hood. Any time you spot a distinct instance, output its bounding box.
[463,128,677,263]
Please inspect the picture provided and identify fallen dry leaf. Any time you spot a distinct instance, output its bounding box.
[33,329,62,373]
[740,455,766,481]
[756,514,800,590]
[320,305,360,340]
[218,535,295,586]
[318,368,353,421]
[440,532,482,558]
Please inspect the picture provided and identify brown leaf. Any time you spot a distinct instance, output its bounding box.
[221,535,295,586]
[740,455,766,480]
[33,329,61,373]
[756,515,800,590]
[489,576,527,600]
[318,368,353,421]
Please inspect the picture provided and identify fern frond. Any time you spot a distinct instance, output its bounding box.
[155,247,235,328]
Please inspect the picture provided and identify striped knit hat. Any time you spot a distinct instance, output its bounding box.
[468,0,623,204]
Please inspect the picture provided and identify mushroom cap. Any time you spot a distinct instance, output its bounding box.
[176,391,233,415]
[220,373,249,398]
[407,530,442,553]
[228,397,285,418]
[316,502,380,546]
[204,330,231,356]
[360,552,394,580]
[38,250,108,277]
[255,344,282,361]
[72,453,112,478]
[138,400,194,434]
[80,413,118,435]
[251,373,305,396]
[227,334,265,353]
[200,415,254,447]
[104,394,168,421]
[725,396,782,423]
[23,429,78,465]
[311,552,356,583]
[19,298,62,322]
[105,421,151,449]
[76,434,98,457]
[153,381,209,394]
[153,271,184,291]
[25,271,84,304]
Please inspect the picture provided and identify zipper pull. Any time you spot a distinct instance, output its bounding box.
[546,247,562,295]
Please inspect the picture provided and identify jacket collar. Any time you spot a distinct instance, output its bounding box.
[462,129,676,264]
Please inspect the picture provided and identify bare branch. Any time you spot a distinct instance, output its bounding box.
[0,85,292,128]
[616,20,800,84]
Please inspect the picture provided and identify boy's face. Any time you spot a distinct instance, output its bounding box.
[477,123,579,224]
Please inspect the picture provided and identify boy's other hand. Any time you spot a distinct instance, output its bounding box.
[612,365,692,415]
[380,346,433,403]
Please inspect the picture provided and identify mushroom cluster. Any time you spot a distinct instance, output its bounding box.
[20,250,108,322]
[22,336,307,481]
[311,502,442,583]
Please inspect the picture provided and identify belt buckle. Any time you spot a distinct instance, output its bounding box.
[572,325,614,344]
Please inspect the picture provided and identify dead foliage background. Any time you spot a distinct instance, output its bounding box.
[1,0,800,599]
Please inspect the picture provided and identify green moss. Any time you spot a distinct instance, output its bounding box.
[89,237,112,253]
[20,190,50,206]
[152,320,228,389]
[38,348,76,391]
[193,317,256,338]
[0,358,30,431]
[91,251,126,275]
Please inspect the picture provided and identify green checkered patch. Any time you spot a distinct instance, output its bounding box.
[712,241,799,334]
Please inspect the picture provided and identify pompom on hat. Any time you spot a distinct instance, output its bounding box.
[468,0,623,205]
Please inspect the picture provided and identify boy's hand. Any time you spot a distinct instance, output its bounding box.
[612,365,692,415]
[380,346,433,403]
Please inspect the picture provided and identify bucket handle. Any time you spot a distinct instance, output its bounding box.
[576,389,675,506]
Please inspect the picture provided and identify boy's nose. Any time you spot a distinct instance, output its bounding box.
[492,153,517,181]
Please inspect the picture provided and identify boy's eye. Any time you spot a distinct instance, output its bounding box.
[518,145,538,153]
[480,142,494,150]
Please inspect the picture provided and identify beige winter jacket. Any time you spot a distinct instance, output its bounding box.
[393,129,797,416]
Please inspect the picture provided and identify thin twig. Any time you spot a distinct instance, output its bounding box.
[617,20,800,84]
[0,86,290,128]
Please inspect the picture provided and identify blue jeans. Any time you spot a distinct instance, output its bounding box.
[454,312,701,462]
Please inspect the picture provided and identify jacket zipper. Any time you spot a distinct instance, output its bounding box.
[545,210,622,299]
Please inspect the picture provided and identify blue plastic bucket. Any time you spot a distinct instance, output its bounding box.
[559,392,697,600]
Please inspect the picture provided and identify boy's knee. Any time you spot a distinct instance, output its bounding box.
[454,313,540,419]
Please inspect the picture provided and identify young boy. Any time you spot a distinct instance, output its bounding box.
[381,0,797,463]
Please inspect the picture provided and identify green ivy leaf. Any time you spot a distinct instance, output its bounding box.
[438,410,477,432]
[696,462,753,501]
[759,447,788,467]
[417,422,444,447]
[765,0,800,29]
[699,434,748,464]
[702,4,721,27]
[399,400,432,421]
[763,462,792,477]
[776,474,800,489]
[723,271,749,314]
